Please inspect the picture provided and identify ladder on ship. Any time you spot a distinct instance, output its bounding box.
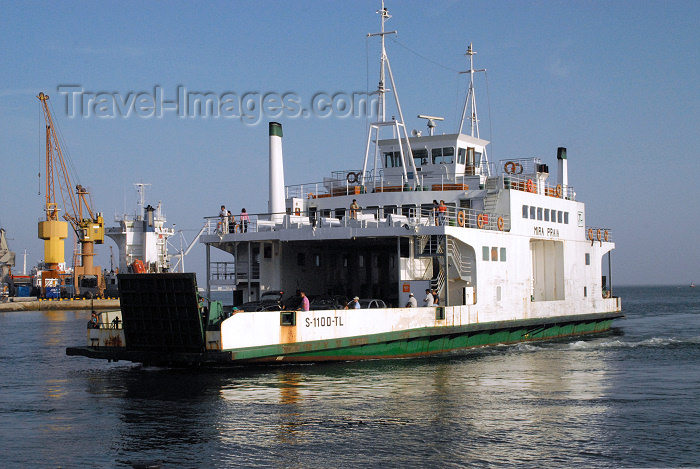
[415,235,472,305]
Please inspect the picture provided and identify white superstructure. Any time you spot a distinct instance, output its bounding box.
[106,183,174,273]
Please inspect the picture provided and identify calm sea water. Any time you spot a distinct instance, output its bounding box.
[1,286,698,468]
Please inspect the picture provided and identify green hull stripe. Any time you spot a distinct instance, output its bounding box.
[227,312,621,362]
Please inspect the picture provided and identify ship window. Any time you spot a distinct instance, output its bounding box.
[335,208,345,220]
[537,207,543,220]
[431,147,455,164]
[491,247,498,261]
[383,205,398,216]
[584,286,588,297]
[315,254,321,267]
[384,151,403,168]
[500,248,506,262]
[585,253,590,265]
[297,253,305,266]
[522,205,528,218]
[544,209,550,222]
[530,206,536,219]
[457,148,466,165]
[421,204,433,218]
[467,147,475,166]
[366,206,379,219]
[564,212,569,224]
[557,211,563,223]
[482,246,489,261]
[402,205,417,217]
[321,209,331,218]
[264,244,272,259]
[413,149,428,166]
[358,255,364,267]
[474,151,482,166]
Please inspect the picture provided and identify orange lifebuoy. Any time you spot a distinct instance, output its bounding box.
[457,210,466,227]
[307,193,315,199]
[477,213,485,229]
[555,184,562,198]
[294,208,301,216]
[604,230,609,242]
[526,179,534,193]
[596,229,602,241]
[504,161,516,174]
[497,216,504,231]
[588,228,594,240]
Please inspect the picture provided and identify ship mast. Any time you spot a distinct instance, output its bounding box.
[458,43,490,175]
[361,1,417,188]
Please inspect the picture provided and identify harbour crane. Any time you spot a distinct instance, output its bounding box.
[37,92,105,297]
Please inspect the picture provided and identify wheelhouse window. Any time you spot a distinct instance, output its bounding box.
[413,149,428,167]
[544,209,550,222]
[384,151,403,168]
[431,147,455,164]
[522,205,528,218]
[564,212,569,224]
[530,206,536,220]
[457,148,466,165]
[500,248,507,262]
[491,247,498,261]
[482,246,489,261]
[557,210,563,223]
[537,207,543,220]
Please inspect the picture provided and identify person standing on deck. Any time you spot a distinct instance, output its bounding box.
[299,291,310,311]
[405,293,417,308]
[438,200,447,226]
[432,289,439,306]
[219,205,228,233]
[228,211,236,233]
[345,296,361,309]
[432,200,439,226]
[240,208,250,233]
[424,289,434,306]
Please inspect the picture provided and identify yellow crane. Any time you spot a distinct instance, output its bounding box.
[37,92,105,297]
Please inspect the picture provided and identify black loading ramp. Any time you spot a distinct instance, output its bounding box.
[118,273,205,353]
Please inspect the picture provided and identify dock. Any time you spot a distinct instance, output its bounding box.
[0,298,120,312]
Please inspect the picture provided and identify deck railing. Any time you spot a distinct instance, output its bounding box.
[203,205,510,236]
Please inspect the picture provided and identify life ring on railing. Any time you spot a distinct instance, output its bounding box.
[346,172,357,184]
[504,161,517,174]
[587,228,594,240]
[294,208,301,216]
[596,229,602,242]
[497,216,504,231]
[555,184,562,198]
[457,210,466,227]
[477,213,485,229]
[604,230,609,242]
[526,179,534,193]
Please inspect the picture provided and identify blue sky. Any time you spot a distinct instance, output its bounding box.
[1,0,698,286]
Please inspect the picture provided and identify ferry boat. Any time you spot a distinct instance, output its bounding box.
[67,3,622,366]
